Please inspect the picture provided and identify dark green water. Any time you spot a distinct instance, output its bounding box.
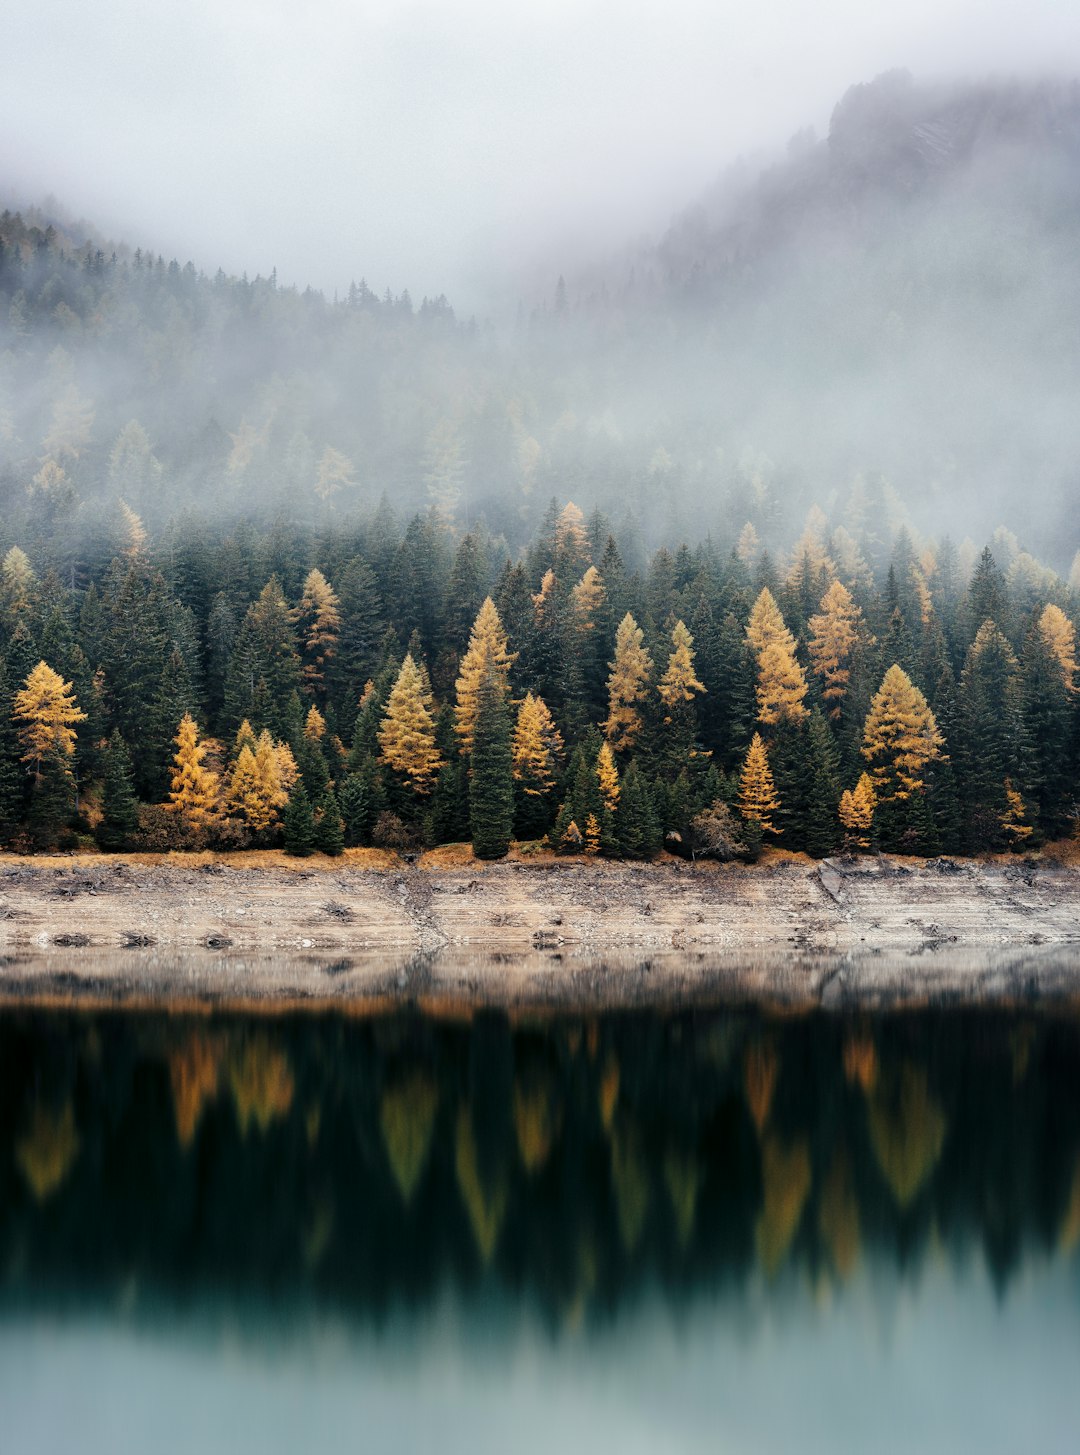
[2,989,1080,1452]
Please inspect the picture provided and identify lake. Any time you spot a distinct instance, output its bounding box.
[2,975,1079,1452]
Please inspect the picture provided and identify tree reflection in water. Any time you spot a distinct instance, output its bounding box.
[1,1000,1080,1325]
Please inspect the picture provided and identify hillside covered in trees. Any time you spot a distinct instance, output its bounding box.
[0,494,1075,861]
[1,72,1079,863]
[2,73,1080,560]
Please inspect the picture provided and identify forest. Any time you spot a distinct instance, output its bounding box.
[0,493,1074,861]
[1,74,1079,864]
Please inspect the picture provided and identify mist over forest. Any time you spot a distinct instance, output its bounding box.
[3,71,1079,571]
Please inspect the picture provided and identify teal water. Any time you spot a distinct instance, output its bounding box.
[1,992,1079,1452]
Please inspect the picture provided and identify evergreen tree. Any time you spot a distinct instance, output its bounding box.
[224,575,301,737]
[283,781,315,856]
[96,729,139,850]
[1023,611,1076,838]
[469,669,513,859]
[340,770,374,846]
[615,762,662,859]
[313,786,345,855]
[957,620,1029,851]
[803,709,842,857]
[0,660,24,836]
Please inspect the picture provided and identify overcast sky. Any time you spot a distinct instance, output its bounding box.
[4,0,1079,309]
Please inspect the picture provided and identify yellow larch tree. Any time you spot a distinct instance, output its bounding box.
[1001,779,1034,845]
[807,580,869,718]
[511,692,563,796]
[736,521,760,564]
[379,653,443,793]
[225,745,265,832]
[596,741,620,812]
[838,772,876,849]
[297,567,341,695]
[556,501,588,555]
[260,731,298,810]
[571,565,605,634]
[226,729,295,836]
[738,732,781,834]
[746,588,808,726]
[118,499,148,558]
[0,545,36,625]
[304,704,327,741]
[455,597,517,755]
[1038,603,1078,694]
[604,612,653,752]
[167,712,220,825]
[657,620,705,715]
[756,640,809,727]
[861,664,944,802]
[746,587,788,656]
[14,661,87,780]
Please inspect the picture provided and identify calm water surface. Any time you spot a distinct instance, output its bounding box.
[2,969,1080,1452]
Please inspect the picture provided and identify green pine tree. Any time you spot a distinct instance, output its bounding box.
[283,781,315,856]
[469,669,513,860]
[96,729,139,850]
[313,786,345,855]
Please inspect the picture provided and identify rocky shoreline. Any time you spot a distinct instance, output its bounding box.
[0,849,1076,1010]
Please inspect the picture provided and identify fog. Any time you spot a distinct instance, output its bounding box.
[2,9,1080,574]
[4,0,1080,306]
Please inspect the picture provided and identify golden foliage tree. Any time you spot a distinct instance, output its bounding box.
[1038,603,1078,693]
[379,653,443,793]
[838,772,876,849]
[570,565,606,634]
[167,712,220,825]
[861,664,944,802]
[807,579,868,717]
[556,500,588,554]
[656,619,705,713]
[746,587,787,656]
[604,611,653,751]
[511,691,563,795]
[14,660,86,779]
[1001,778,1034,845]
[455,597,517,755]
[304,704,327,741]
[297,567,342,694]
[738,732,781,834]
[746,588,808,726]
[225,729,295,837]
[596,741,620,812]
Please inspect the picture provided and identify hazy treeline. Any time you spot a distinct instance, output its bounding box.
[3,74,1080,556]
[3,1004,1079,1323]
[0,495,1077,859]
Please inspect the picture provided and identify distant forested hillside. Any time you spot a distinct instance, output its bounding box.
[1,72,1079,564]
